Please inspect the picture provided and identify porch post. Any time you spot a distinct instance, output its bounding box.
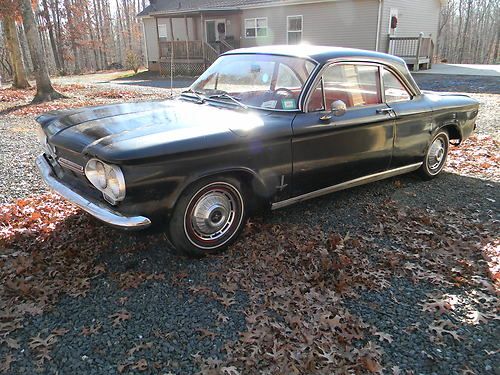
[155,16,163,75]
[414,32,424,72]
[201,12,206,69]
[169,17,174,41]
[185,15,191,75]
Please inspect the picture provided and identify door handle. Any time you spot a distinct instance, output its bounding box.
[377,107,394,115]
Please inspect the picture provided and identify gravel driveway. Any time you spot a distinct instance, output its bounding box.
[0,75,498,374]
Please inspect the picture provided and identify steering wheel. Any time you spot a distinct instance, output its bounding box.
[273,87,294,96]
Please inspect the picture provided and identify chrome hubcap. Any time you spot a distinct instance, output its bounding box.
[191,190,235,240]
[427,138,446,171]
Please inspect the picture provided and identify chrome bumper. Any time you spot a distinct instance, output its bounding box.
[36,155,151,229]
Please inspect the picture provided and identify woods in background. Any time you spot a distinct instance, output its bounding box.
[437,0,499,64]
[0,0,145,82]
[0,0,498,90]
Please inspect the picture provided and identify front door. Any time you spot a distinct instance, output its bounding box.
[291,63,395,196]
[205,19,226,43]
[380,67,433,168]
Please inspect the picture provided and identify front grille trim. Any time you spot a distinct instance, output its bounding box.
[58,157,85,175]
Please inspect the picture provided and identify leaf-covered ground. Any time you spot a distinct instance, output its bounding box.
[0,77,499,374]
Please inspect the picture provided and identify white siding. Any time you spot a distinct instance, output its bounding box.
[143,17,159,62]
[157,17,196,41]
[379,0,441,52]
[240,0,379,50]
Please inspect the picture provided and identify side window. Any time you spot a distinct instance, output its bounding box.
[307,64,382,111]
[383,69,411,102]
[307,78,325,111]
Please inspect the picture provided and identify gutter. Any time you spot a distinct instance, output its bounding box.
[375,0,383,51]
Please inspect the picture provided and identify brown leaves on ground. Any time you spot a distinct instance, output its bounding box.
[0,85,159,116]
[0,122,497,372]
[422,294,458,315]
[199,162,497,373]
[114,271,165,290]
[428,319,461,342]
[28,333,58,365]
[109,310,131,327]
[0,194,120,355]
[0,88,34,102]
[81,323,102,336]
[447,135,499,181]
[0,354,15,373]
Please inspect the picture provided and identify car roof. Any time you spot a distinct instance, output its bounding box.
[223,45,404,65]
[223,45,420,94]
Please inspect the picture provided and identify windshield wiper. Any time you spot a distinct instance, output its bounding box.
[208,92,248,110]
[181,88,205,103]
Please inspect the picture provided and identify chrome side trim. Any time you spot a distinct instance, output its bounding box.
[58,157,85,174]
[36,155,151,229]
[271,163,422,210]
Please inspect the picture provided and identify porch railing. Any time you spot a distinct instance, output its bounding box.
[158,40,235,77]
[159,40,205,60]
[389,35,434,71]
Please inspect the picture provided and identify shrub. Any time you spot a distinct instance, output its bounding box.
[125,50,142,74]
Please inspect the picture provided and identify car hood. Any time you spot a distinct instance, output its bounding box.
[37,99,265,162]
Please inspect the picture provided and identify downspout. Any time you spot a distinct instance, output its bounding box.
[375,0,383,51]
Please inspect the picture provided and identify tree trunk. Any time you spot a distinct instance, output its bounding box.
[85,7,101,70]
[458,0,473,62]
[20,0,65,103]
[63,0,80,74]
[50,0,66,74]
[41,0,62,73]
[2,16,31,89]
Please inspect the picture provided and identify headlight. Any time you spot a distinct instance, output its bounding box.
[85,159,126,204]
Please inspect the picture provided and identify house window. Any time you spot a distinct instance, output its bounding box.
[287,15,303,44]
[245,18,267,38]
[158,24,168,40]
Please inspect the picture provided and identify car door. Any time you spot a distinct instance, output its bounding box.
[381,67,433,168]
[291,63,395,196]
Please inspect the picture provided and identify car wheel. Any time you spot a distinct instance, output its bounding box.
[419,130,449,179]
[168,177,246,257]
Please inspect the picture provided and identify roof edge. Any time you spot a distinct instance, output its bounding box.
[136,0,340,18]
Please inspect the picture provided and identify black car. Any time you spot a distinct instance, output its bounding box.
[35,45,479,256]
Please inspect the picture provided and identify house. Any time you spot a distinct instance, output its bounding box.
[137,0,442,75]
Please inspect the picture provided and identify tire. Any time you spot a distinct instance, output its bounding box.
[419,130,449,179]
[168,177,247,257]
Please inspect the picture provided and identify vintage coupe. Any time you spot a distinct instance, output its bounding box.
[36,46,479,256]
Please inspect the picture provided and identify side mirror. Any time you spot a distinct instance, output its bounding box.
[331,100,347,117]
[319,100,347,122]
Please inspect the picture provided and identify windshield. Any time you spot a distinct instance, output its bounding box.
[188,54,317,110]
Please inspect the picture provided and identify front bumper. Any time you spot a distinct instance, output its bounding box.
[36,154,151,229]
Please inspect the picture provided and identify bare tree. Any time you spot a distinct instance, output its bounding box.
[0,0,30,88]
[438,0,499,64]
[2,16,30,88]
[19,0,64,103]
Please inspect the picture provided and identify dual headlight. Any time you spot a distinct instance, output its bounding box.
[85,159,126,205]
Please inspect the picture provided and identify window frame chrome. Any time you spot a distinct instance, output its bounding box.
[303,58,420,113]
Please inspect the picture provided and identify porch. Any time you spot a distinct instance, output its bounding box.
[149,10,242,76]
[389,34,435,72]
